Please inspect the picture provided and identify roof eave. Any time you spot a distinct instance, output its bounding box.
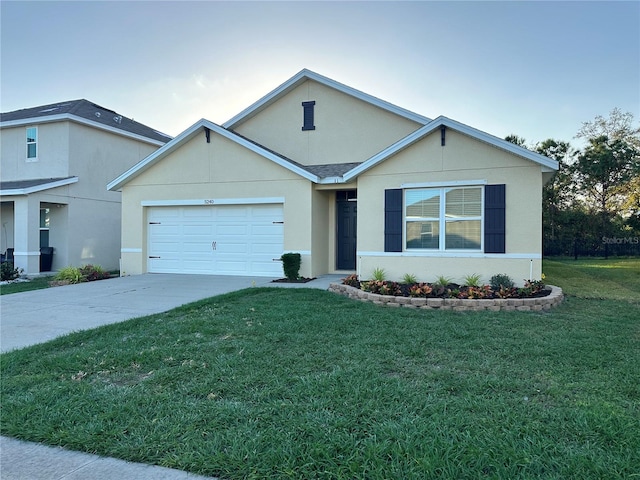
[0,176,78,196]
[1,114,170,147]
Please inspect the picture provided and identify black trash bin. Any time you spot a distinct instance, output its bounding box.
[40,247,54,272]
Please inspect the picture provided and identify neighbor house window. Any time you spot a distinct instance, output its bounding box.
[40,208,50,248]
[26,127,37,160]
[405,187,482,250]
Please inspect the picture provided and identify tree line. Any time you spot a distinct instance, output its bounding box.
[506,108,640,258]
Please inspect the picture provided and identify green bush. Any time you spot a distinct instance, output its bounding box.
[55,264,111,284]
[281,253,301,280]
[490,273,515,290]
[1,261,21,281]
[55,266,84,284]
[79,264,110,282]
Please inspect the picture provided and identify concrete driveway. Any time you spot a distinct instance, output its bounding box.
[1,273,341,353]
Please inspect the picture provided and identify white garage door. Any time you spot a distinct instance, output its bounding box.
[147,204,284,276]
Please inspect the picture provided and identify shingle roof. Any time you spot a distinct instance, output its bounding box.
[224,129,362,178]
[0,177,78,195]
[301,162,363,178]
[1,100,171,143]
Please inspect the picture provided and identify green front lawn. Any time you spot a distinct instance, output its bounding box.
[543,257,640,301]
[1,261,639,479]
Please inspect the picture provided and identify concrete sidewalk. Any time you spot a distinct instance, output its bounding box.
[0,273,343,479]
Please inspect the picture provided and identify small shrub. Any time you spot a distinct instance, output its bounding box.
[463,273,482,288]
[519,279,546,297]
[402,273,418,284]
[448,288,461,298]
[490,273,515,291]
[281,253,301,281]
[55,266,83,284]
[371,267,386,281]
[342,274,360,288]
[1,261,22,281]
[409,282,433,297]
[461,285,492,299]
[496,286,518,298]
[79,264,110,282]
[361,280,401,296]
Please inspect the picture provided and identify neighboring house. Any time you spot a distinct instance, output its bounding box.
[108,69,558,285]
[1,100,171,275]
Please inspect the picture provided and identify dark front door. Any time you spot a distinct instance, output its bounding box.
[336,192,357,270]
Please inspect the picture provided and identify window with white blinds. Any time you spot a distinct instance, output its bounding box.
[405,187,482,250]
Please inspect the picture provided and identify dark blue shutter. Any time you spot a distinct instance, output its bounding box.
[302,101,315,131]
[384,189,403,252]
[484,184,505,253]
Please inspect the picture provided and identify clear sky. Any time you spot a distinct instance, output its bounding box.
[1,1,638,148]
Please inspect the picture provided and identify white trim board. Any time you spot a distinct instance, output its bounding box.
[401,179,487,189]
[357,251,542,259]
[141,197,285,207]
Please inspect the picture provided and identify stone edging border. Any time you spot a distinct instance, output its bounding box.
[329,283,564,312]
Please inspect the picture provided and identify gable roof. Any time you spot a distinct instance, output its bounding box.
[222,69,432,130]
[107,119,320,191]
[0,99,172,145]
[109,71,558,190]
[342,116,559,182]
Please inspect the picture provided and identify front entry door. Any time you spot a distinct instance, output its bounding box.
[336,191,357,270]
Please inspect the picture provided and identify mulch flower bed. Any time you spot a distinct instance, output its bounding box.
[271,277,317,284]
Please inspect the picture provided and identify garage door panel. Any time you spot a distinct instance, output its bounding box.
[218,243,248,254]
[252,225,283,236]
[252,243,282,254]
[251,205,283,216]
[217,225,248,236]
[183,225,214,235]
[148,204,283,276]
[183,208,214,218]
[150,224,181,234]
[217,207,247,218]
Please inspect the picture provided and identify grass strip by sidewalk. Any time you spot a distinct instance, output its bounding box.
[0,275,51,295]
[2,286,639,479]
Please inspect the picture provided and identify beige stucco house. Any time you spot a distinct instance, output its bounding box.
[108,70,558,285]
[1,100,171,275]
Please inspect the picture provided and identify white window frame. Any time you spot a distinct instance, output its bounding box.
[26,126,38,161]
[405,186,484,252]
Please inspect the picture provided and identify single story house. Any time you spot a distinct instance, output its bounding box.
[108,69,558,285]
[1,100,171,274]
